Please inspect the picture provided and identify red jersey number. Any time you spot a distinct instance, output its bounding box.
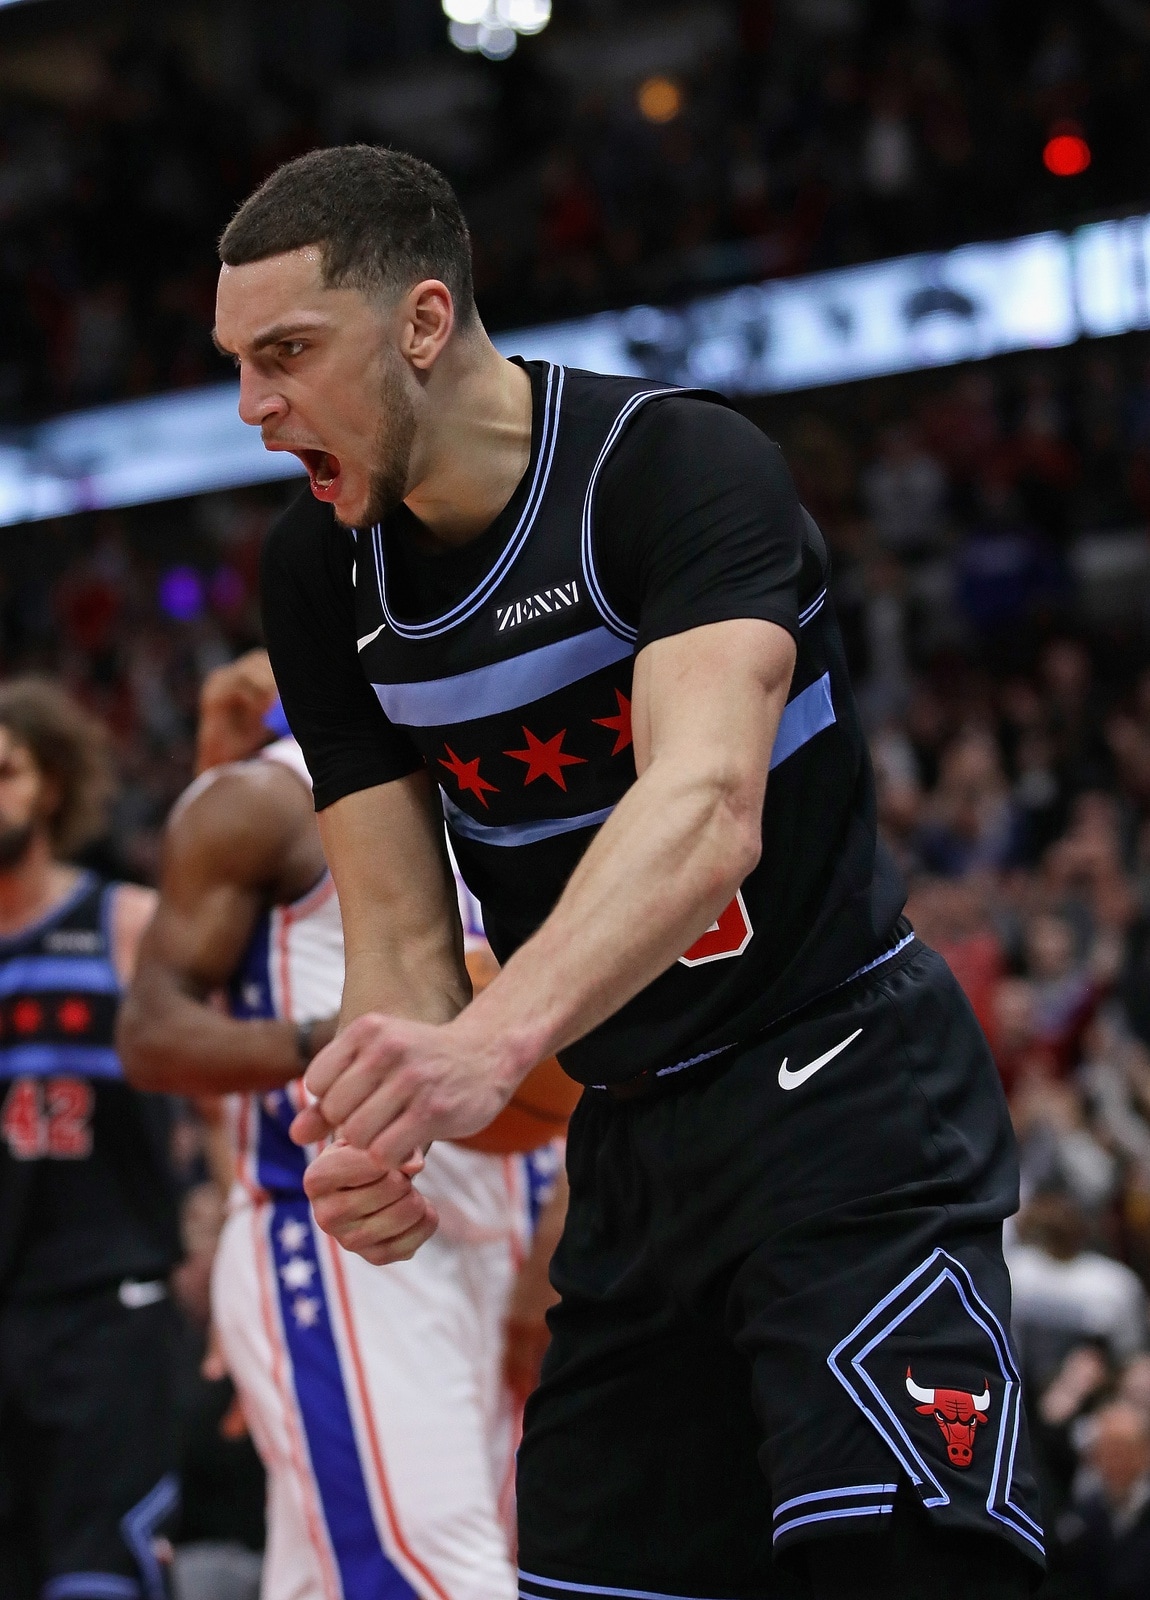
[679,891,754,967]
[1,1077,94,1160]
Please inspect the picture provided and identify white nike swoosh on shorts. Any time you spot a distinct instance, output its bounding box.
[118,1278,167,1310]
[777,1027,863,1091]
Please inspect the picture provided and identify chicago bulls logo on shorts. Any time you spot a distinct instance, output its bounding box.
[825,1247,1044,1561]
[905,1368,990,1469]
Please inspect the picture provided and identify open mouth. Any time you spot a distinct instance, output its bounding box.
[293,448,343,502]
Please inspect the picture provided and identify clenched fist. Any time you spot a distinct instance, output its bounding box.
[303,1140,439,1265]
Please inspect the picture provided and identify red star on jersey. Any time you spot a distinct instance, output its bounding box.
[593,689,632,755]
[504,727,587,791]
[57,997,92,1034]
[439,745,499,808]
[12,999,42,1035]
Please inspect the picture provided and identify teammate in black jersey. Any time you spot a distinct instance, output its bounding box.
[0,680,180,1600]
[218,147,1044,1598]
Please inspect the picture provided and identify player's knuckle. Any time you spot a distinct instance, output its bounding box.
[422,1081,457,1122]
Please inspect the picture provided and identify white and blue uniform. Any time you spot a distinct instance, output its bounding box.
[206,738,558,1600]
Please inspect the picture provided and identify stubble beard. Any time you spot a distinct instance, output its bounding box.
[0,821,36,872]
[336,359,418,531]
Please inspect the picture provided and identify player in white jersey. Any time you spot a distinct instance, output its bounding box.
[119,653,564,1600]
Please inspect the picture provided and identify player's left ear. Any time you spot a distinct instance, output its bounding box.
[402,279,455,371]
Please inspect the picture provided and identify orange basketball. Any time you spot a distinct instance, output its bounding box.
[453,946,581,1154]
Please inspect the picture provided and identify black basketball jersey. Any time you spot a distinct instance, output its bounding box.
[0,872,180,1298]
[352,363,906,1085]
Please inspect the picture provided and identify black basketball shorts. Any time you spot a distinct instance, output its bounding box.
[517,942,1045,1600]
[0,1281,179,1600]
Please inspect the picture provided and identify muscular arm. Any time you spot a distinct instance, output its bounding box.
[317,764,470,1030]
[297,617,795,1165]
[117,764,326,1094]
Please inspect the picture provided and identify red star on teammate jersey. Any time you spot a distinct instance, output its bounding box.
[439,745,499,808]
[11,999,42,1034]
[593,689,632,755]
[504,727,587,790]
[57,997,92,1034]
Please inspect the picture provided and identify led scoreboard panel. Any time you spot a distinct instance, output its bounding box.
[506,231,1077,393]
[1,213,1148,526]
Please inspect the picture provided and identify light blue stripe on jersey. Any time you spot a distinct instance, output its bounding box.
[769,671,834,767]
[372,626,632,728]
[442,790,616,848]
[0,1043,122,1080]
[270,1197,418,1598]
[441,672,835,849]
[0,955,120,996]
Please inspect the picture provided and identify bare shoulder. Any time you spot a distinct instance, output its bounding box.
[166,760,315,882]
[110,881,159,985]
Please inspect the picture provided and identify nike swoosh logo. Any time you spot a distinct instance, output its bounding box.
[778,1027,863,1091]
[118,1278,167,1310]
[357,623,386,652]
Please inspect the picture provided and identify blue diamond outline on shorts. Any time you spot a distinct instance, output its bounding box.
[826,1247,1044,1558]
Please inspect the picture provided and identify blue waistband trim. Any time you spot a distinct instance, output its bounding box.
[840,930,916,987]
[43,1576,140,1600]
[518,1571,733,1600]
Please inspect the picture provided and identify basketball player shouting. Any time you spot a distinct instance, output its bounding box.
[0,680,180,1600]
[118,651,567,1600]
[215,147,1045,1598]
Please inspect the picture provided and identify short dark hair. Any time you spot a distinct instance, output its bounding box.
[0,678,115,857]
[219,145,476,323]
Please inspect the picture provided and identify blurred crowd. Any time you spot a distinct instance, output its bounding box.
[0,484,275,882]
[2,0,1149,422]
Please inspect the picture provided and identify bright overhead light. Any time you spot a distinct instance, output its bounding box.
[478,21,517,57]
[498,0,552,32]
[449,18,517,56]
[443,0,488,23]
[444,0,550,55]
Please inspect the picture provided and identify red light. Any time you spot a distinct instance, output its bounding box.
[1043,133,1091,177]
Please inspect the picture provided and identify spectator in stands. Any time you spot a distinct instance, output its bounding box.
[993,977,1058,1098]
[1024,910,1105,1075]
[1010,1083,1118,1218]
[1007,1193,1145,1395]
[916,727,1023,877]
[1063,1401,1150,1600]
[906,874,1004,1048]
[861,421,949,563]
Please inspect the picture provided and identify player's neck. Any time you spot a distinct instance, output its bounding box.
[0,836,81,939]
[403,338,533,549]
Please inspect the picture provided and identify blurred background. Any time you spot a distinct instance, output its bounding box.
[2,0,1150,1593]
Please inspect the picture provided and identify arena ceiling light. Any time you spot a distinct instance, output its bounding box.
[443,0,551,60]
